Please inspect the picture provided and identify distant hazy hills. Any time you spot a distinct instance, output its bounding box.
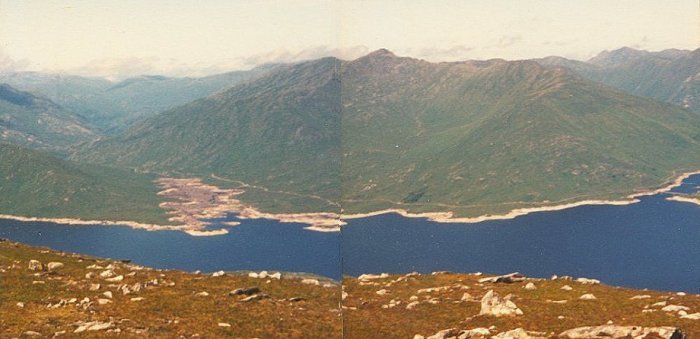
[0,84,97,152]
[73,49,700,217]
[0,65,274,133]
[537,47,700,112]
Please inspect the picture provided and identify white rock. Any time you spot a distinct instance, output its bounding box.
[523,282,537,290]
[406,301,420,310]
[269,272,282,280]
[195,291,209,297]
[560,285,573,291]
[47,262,64,272]
[105,275,124,282]
[479,290,523,317]
[376,289,389,295]
[218,322,231,327]
[681,312,700,320]
[97,299,111,305]
[342,291,348,300]
[358,273,389,281]
[248,272,259,278]
[559,325,682,338]
[579,294,597,300]
[74,321,113,333]
[27,260,43,271]
[460,292,474,301]
[211,270,225,277]
[102,291,113,299]
[99,270,115,278]
[301,278,320,285]
[661,304,690,312]
[16,302,24,308]
[575,277,600,285]
[630,295,651,300]
[130,297,145,301]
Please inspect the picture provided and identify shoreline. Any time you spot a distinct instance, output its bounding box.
[342,170,700,224]
[2,170,698,234]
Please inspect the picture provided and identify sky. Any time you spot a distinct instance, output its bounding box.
[0,0,698,79]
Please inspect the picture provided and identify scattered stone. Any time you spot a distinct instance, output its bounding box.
[22,331,42,337]
[32,281,45,285]
[130,297,145,302]
[479,290,523,317]
[478,272,525,284]
[229,287,261,296]
[211,270,226,277]
[560,285,573,291]
[575,277,600,285]
[579,294,597,300]
[97,298,111,305]
[241,294,269,302]
[460,292,474,301]
[492,328,544,338]
[661,305,690,312]
[46,262,64,272]
[425,328,459,339]
[342,291,348,300]
[218,323,231,327]
[559,325,685,339]
[103,291,113,299]
[301,278,320,285]
[376,289,389,295]
[288,297,305,302]
[523,282,537,290]
[681,312,700,320]
[99,269,115,278]
[27,259,43,271]
[16,302,24,308]
[406,301,420,310]
[248,272,259,278]
[195,291,209,297]
[269,272,282,280]
[85,272,96,279]
[358,273,389,281]
[630,295,651,300]
[74,321,113,333]
[105,275,124,282]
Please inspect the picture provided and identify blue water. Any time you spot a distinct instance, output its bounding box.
[343,175,700,293]
[2,175,700,291]
[0,214,341,280]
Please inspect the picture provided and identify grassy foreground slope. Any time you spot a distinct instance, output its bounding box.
[341,50,700,217]
[343,272,699,338]
[0,240,341,338]
[0,143,170,224]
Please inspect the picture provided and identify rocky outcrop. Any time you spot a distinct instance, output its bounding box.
[479,290,523,317]
[559,325,686,338]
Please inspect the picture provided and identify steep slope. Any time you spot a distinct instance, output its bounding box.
[73,58,342,213]
[340,50,700,216]
[0,143,169,224]
[537,47,700,112]
[0,84,98,152]
[0,66,273,133]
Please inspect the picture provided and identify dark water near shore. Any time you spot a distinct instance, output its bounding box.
[0,214,342,280]
[2,175,700,291]
[343,175,700,293]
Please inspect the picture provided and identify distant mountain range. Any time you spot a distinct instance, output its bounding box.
[0,65,275,133]
[537,47,700,112]
[70,48,700,218]
[0,84,97,152]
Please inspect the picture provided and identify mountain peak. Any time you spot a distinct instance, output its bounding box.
[365,48,397,59]
[589,47,648,66]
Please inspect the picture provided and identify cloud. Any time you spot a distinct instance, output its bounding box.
[0,49,30,73]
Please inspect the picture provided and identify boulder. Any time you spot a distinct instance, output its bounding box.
[211,270,225,277]
[579,294,597,300]
[523,282,537,290]
[559,325,686,338]
[301,278,320,285]
[492,328,544,338]
[46,262,64,272]
[575,277,600,285]
[479,290,523,317]
[478,272,525,284]
[269,272,282,280]
[74,321,113,333]
[27,260,43,271]
[229,287,261,296]
[426,328,459,339]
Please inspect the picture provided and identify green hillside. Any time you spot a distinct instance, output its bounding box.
[0,84,98,152]
[73,58,341,213]
[0,143,170,224]
[73,50,700,218]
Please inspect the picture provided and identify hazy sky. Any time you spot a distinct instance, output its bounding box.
[0,0,697,79]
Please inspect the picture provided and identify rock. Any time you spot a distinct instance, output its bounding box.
[103,291,113,299]
[85,272,96,279]
[358,273,389,281]
[99,270,115,278]
[406,301,420,310]
[561,285,573,291]
[248,272,259,278]
[105,275,124,282]
[479,290,523,317]
[523,282,537,290]
[492,328,542,338]
[130,297,145,301]
[426,328,459,339]
[342,291,348,300]
[241,294,269,302]
[27,259,43,271]
[46,262,64,272]
[677,292,687,296]
[681,312,700,320]
[258,271,269,278]
[211,270,225,277]
[269,272,282,280]
[414,335,425,339]
[559,325,686,339]
[575,277,600,285]
[630,295,651,299]
[579,294,597,300]
[478,272,525,284]
[288,297,305,302]
[460,292,474,301]
[376,289,389,295]
[74,321,113,333]
[218,323,231,327]
[195,291,209,297]
[662,305,690,312]
[16,302,24,308]
[97,298,111,305]
[22,331,42,337]
[229,287,261,296]
[301,278,320,285]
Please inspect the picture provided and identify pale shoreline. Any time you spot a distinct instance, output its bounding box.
[2,170,698,234]
[342,170,700,224]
